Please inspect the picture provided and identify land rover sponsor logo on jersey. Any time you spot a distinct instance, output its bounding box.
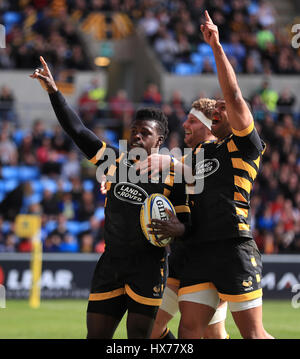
[114,182,148,204]
[194,158,220,179]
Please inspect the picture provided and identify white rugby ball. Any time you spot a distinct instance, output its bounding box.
[140,193,176,247]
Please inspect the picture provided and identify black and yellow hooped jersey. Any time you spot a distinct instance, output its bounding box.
[89,142,190,257]
[186,121,265,245]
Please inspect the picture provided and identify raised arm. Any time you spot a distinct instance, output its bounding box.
[30,56,102,159]
[201,11,253,131]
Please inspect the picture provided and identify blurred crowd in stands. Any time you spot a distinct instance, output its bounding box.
[0,0,300,75]
[137,0,300,75]
[0,78,299,254]
[0,112,108,254]
[0,0,93,81]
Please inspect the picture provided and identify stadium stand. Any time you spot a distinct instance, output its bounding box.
[1,0,299,75]
[0,0,299,254]
[132,0,300,75]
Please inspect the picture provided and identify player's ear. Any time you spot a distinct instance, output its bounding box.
[156,135,164,147]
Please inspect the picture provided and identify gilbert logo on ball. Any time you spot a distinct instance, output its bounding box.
[140,193,176,247]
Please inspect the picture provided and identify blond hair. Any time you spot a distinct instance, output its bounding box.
[191,98,216,119]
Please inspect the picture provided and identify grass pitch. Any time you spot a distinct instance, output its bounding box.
[0,299,299,339]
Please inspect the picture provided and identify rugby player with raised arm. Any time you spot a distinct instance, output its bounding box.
[137,11,273,339]
[31,57,191,339]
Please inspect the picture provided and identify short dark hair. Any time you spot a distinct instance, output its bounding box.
[134,107,169,141]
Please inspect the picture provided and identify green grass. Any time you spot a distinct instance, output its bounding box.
[0,299,299,339]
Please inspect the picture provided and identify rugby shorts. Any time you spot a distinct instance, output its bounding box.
[166,245,187,287]
[179,238,263,303]
[87,250,168,315]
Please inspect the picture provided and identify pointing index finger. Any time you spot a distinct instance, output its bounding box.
[40,56,49,72]
[204,10,213,23]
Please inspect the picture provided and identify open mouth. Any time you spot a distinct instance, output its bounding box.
[130,142,143,148]
[212,116,220,126]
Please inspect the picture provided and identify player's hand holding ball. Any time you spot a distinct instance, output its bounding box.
[141,194,185,247]
[148,208,185,242]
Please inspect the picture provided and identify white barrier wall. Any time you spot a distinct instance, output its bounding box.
[0,70,107,128]
[162,73,300,108]
[1,70,300,128]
